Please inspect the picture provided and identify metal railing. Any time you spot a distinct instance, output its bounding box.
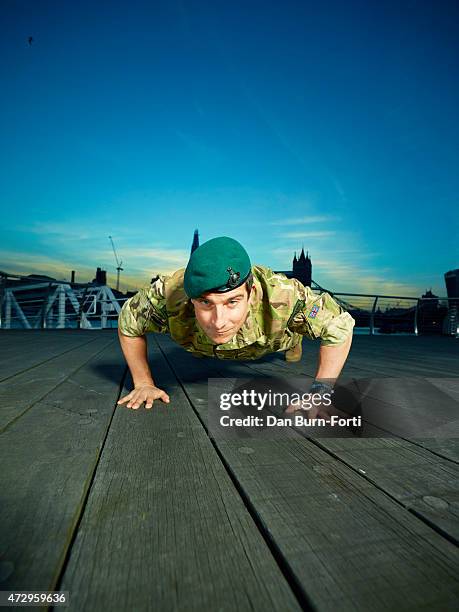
[0,270,457,336]
[0,271,129,330]
[329,292,458,337]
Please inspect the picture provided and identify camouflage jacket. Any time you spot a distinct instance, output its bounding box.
[118,265,355,360]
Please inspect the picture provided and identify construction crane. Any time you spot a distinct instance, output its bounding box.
[108,236,123,291]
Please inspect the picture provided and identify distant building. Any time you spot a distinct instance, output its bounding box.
[275,248,312,287]
[417,289,446,334]
[420,288,438,308]
[444,269,459,336]
[445,269,459,304]
[92,267,107,285]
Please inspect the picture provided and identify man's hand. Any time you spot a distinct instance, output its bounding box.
[117,384,170,410]
[284,381,334,419]
[284,402,332,420]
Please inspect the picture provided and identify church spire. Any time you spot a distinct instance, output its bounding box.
[290,246,312,288]
[191,229,200,254]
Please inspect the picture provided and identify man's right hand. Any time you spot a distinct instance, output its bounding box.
[117,384,170,410]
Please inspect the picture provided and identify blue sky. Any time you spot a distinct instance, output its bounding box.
[0,0,457,295]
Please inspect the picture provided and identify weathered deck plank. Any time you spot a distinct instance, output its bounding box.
[340,336,459,378]
[0,330,103,382]
[245,349,459,445]
[259,335,459,380]
[0,339,125,592]
[309,437,459,544]
[58,336,302,612]
[1,330,458,611]
[203,344,459,544]
[155,335,459,610]
[0,335,116,431]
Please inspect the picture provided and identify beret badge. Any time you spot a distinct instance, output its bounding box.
[226,267,241,289]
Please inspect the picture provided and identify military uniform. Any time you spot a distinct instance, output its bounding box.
[118,264,355,360]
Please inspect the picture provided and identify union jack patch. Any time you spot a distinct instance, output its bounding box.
[308,305,320,318]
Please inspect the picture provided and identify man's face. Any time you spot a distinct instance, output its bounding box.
[191,283,254,344]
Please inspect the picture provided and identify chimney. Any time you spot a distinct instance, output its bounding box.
[71,270,75,283]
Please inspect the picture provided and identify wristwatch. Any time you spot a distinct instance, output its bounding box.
[309,380,334,396]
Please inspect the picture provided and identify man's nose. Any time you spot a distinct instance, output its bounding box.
[211,305,227,329]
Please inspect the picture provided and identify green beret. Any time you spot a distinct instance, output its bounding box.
[184,236,252,299]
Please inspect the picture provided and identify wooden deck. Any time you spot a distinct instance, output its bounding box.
[0,330,458,611]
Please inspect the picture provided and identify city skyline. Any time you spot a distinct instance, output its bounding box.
[4,232,453,300]
[1,0,458,295]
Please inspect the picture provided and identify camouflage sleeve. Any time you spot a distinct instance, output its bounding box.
[287,286,355,346]
[118,276,169,337]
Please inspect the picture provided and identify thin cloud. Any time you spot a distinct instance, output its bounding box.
[308,257,423,297]
[16,222,93,241]
[270,215,338,225]
[0,250,96,280]
[280,231,335,239]
[15,221,144,243]
[0,251,152,292]
[266,244,428,297]
[118,247,189,264]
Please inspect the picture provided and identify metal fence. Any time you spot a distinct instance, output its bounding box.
[0,272,127,330]
[329,292,457,336]
[0,271,457,336]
